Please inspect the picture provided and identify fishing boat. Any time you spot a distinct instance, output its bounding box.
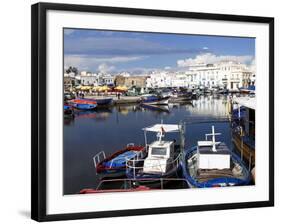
[79,178,188,194]
[182,126,251,188]
[231,97,255,167]
[64,104,74,118]
[231,106,246,123]
[69,98,97,110]
[169,91,193,103]
[218,88,229,95]
[93,144,146,178]
[140,94,170,105]
[239,85,255,94]
[83,97,113,106]
[126,123,185,181]
[140,104,170,113]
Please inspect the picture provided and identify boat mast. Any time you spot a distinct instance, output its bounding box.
[205,125,221,152]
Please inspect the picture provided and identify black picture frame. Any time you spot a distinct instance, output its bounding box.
[31,2,274,222]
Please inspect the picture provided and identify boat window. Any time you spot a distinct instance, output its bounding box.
[151,148,167,156]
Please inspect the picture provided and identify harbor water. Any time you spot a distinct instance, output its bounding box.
[64,95,233,195]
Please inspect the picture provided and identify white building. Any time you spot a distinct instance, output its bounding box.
[189,61,253,90]
[80,71,99,86]
[146,61,253,90]
[99,74,114,86]
[146,72,171,88]
[79,71,115,86]
[146,71,193,88]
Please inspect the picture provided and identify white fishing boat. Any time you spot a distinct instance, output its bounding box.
[182,126,251,188]
[126,123,185,182]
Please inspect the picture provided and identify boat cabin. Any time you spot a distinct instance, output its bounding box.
[197,126,230,170]
[141,123,184,174]
[143,140,175,173]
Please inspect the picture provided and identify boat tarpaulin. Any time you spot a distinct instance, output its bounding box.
[233,97,256,110]
[104,151,140,167]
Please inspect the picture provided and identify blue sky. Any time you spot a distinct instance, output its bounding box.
[64,28,255,73]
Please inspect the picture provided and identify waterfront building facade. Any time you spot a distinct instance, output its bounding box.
[80,72,99,86]
[115,75,148,88]
[189,61,253,90]
[79,71,114,86]
[145,61,254,90]
[99,74,114,86]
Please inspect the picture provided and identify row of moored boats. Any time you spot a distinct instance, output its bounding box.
[80,107,254,193]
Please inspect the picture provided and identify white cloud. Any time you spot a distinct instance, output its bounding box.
[177,53,254,67]
[98,63,115,73]
[203,47,209,50]
[64,55,145,70]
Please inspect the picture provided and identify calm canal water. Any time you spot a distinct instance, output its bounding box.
[64,95,233,195]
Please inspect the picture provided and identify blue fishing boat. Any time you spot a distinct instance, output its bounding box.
[239,85,255,94]
[140,94,170,105]
[126,123,185,181]
[93,144,146,178]
[231,106,246,122]
[182,126,251,188]
[231,97,256,168]
[73,103,97,110]
[69,99,97,110]
[84,97,113,106]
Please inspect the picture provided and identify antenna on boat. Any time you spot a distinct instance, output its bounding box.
[205,126,221,152]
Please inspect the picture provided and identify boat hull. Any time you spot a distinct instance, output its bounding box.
[73,103,97,110]
[96,145,146,178]
[232,133,255,166]
[141,96,170,105]
[182,146,251,188]
[140,104,170,113]
[84,98,113,106]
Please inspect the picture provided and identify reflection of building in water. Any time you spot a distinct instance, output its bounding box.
[188,96,231,117]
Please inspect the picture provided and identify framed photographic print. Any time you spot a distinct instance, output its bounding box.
[31,2,274,222]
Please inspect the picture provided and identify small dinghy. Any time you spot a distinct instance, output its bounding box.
[182,126,251,188]
[93,144,146,178]
[126,123,185,181]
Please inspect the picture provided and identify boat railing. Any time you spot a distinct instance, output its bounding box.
[93,151,106,169]
[126,153,182,179]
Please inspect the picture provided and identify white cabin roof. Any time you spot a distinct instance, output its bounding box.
[143,124,180,133]
[233,97,256,110]
[198,141,213,147]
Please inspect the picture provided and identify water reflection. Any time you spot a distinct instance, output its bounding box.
[63,95,233,194]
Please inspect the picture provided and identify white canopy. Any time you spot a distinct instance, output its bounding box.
[233,97,256,110]
[143,124,181,133]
